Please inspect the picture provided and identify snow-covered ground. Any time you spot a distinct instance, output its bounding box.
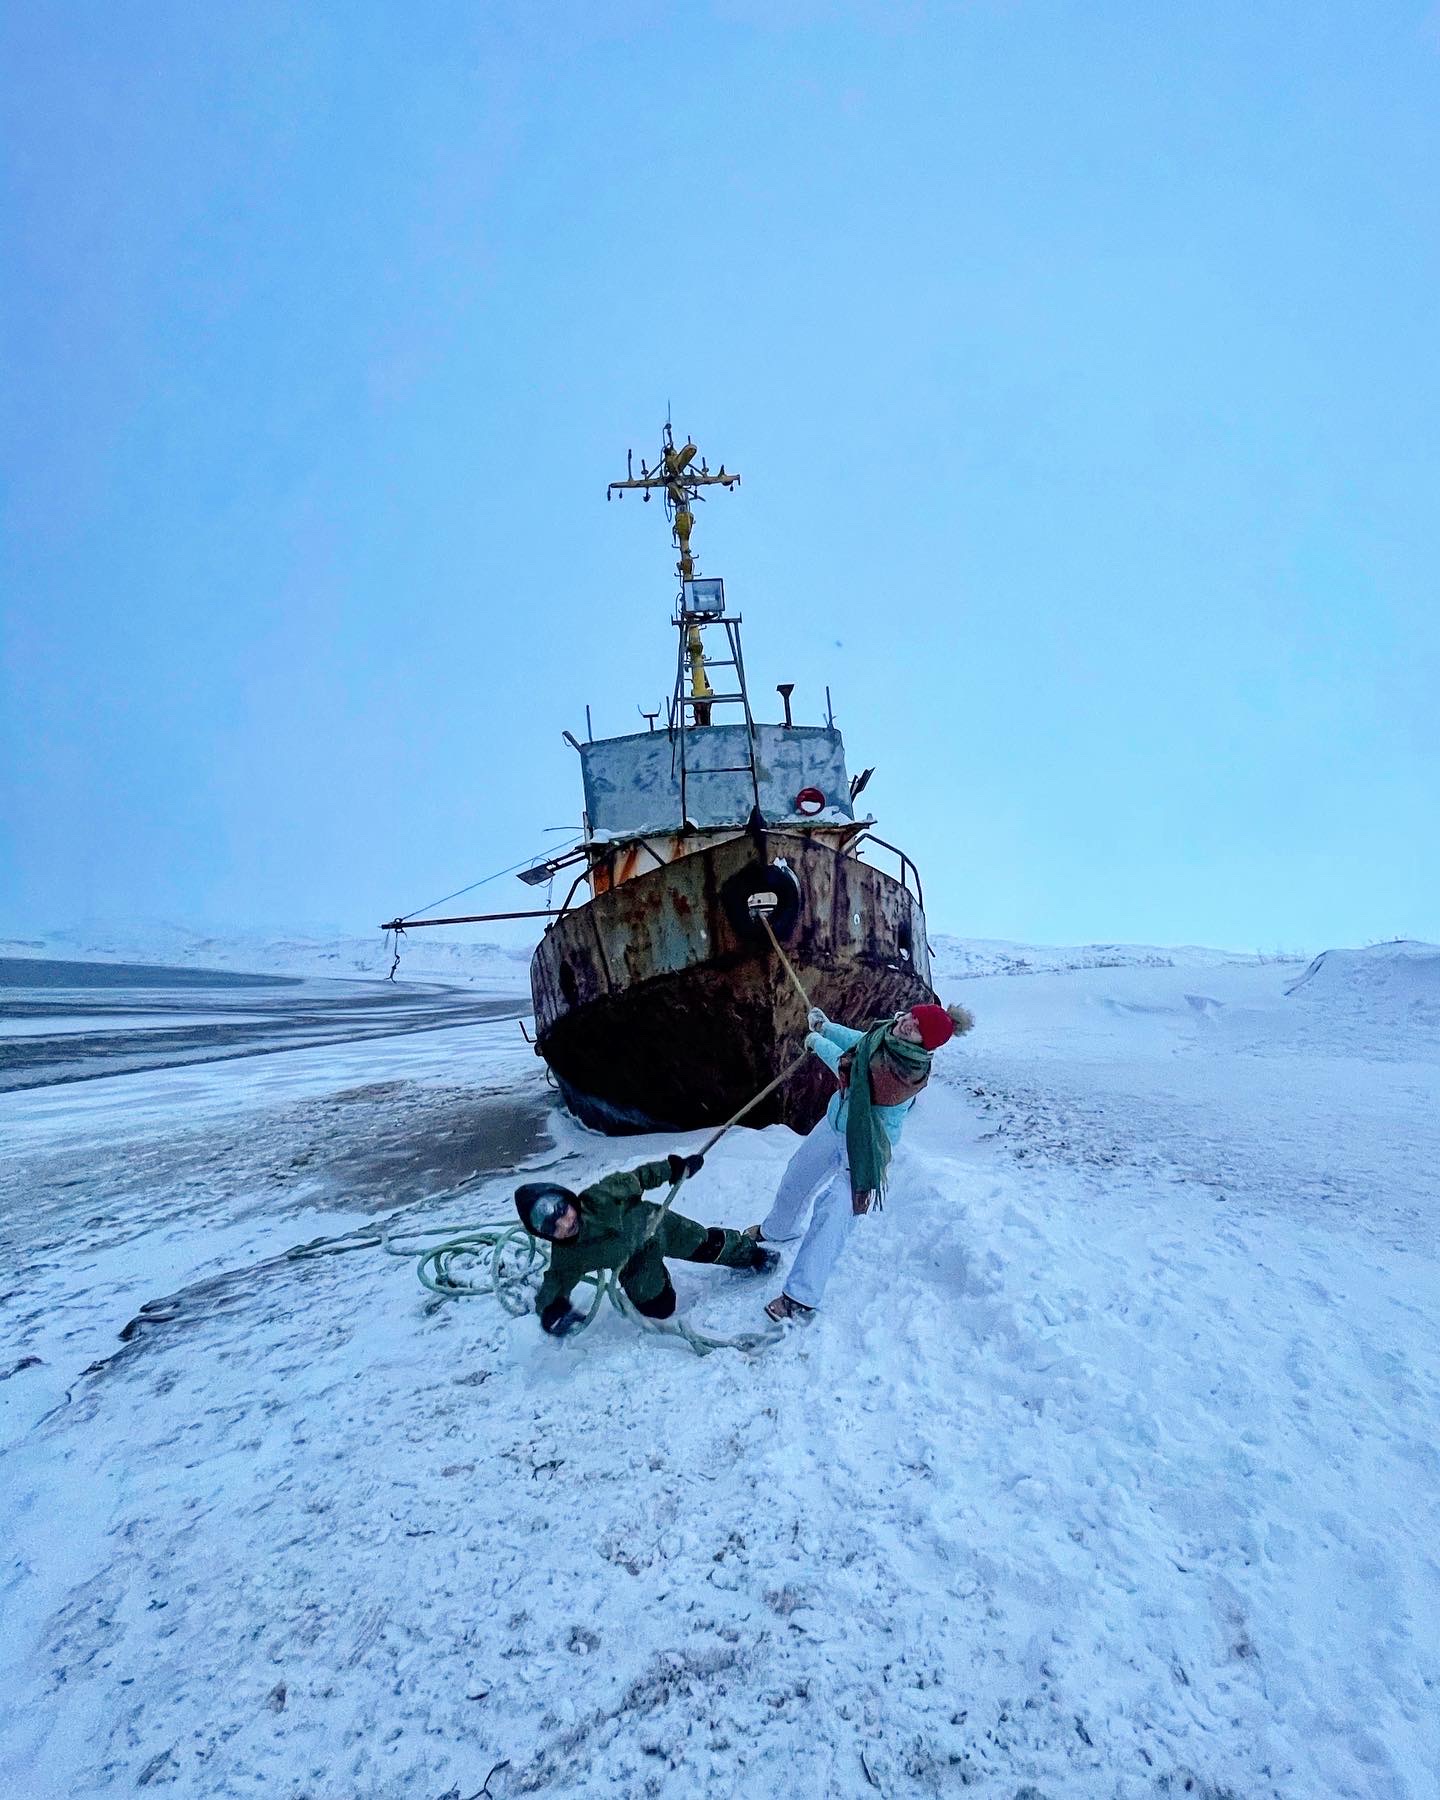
[2,937,1438,1798]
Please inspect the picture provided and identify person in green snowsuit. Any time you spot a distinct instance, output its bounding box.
[515,1152,777,1336]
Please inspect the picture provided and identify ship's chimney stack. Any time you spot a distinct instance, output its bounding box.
[777,683,795,728]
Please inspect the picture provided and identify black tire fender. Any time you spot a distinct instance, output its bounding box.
[721,859,802,942]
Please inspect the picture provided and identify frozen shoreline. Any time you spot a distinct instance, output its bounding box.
[0,956,529,1097]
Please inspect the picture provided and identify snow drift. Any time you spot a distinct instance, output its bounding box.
[1286,938,1440,1004]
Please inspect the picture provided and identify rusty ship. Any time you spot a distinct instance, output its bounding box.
[387,426,936,1134]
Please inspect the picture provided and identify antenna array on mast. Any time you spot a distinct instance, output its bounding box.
[607,422,740,585]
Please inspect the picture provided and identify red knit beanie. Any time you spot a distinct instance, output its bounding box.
[909,1003,953,1051]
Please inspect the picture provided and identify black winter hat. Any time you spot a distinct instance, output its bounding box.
[515,1182,577,1239]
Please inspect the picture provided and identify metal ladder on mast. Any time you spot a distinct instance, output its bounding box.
[670,612,762,829]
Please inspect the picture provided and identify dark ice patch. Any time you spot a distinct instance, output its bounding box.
[319,1091,556,1210]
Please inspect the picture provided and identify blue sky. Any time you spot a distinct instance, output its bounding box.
[2,0,1436,952]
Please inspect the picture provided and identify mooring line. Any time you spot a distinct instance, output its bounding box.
[756,908,813,1011]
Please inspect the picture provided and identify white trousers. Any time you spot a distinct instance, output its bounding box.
[760,1118,858,1311]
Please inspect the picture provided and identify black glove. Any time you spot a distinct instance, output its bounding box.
[540,1298,584,1337]
[667,1151,705,1182]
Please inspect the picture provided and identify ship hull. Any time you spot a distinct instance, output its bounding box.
[530,830,934,1134]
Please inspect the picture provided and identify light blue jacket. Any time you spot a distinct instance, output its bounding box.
[806,1019,917,1152]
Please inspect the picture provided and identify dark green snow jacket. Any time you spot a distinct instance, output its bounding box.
[533,1159,755,1328]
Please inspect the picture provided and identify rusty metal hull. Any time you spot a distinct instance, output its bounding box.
[529,831,934,1134]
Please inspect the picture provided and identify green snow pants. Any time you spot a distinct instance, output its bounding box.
[619,1213,758,1319]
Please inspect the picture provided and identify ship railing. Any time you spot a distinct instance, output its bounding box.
[551,830,925,917]
[849,832,925,913]
[556,865,594,917]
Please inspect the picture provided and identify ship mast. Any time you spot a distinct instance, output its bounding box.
[608,424,739,725]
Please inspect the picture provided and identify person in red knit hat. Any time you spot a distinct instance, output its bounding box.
[908,1003,961,1051]
[747,997,975,1323]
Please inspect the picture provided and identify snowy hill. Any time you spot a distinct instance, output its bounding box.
[2,938,1437,1797]
[0,920,535,990]
[928,934,1276,979]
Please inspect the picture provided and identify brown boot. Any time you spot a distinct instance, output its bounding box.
[764,1293,814,1325]
[742,1224,765,1243]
